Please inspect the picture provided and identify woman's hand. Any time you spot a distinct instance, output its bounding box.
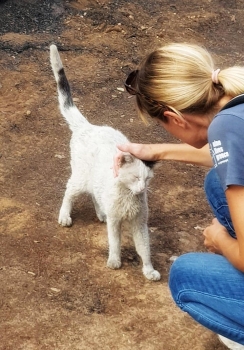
[113,143,157,177]
[203,186,244,272]
[203,218,230,254]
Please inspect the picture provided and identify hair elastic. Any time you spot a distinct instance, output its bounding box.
[212,69,220,84]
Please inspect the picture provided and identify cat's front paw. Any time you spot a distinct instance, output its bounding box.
[143,267,161,281]
[107,258,121,269]
[58,212,72,227]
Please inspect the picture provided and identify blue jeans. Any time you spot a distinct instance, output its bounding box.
[169,168,244,344]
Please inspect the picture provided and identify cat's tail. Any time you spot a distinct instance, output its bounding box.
[50,44,88,131]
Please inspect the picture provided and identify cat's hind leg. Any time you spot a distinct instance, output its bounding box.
[106,218,122,269]
[132,221,161,281]
[58,176,84,226]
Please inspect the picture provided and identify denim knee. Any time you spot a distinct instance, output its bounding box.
[169,253,244,344]
[168,253,194,310]
[169,253,190,307]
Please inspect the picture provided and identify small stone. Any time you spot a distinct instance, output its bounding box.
[50,287,61,293]
[194,225,204,230]
[27,271,36,276]
[55,154,65,159]
[26,110,31,116]
[169,256,178,262]
[105,25,123,33]
[117,87,124,92]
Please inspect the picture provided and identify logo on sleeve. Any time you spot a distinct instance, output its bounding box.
[210,140,229,168]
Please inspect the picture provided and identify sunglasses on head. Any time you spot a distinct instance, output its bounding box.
[124,70,139,95]
[124,70,170,112]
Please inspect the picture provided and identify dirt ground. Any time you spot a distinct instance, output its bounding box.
[1,0,244,349]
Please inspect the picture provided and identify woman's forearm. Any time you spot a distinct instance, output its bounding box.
[119,143,213,167]
[155,143,213,167]
[114,142,213,177]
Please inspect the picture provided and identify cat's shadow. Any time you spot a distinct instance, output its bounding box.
[71,194,99,224]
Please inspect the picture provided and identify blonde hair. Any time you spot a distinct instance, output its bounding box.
[134,43,244,122]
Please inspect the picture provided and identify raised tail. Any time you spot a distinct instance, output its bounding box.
[50,44,88,131]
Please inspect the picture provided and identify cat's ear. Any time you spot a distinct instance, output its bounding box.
[142,160,163,170]
[142,160,158,169]
[120,153,134,166]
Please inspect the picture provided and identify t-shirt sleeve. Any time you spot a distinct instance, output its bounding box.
[208,113,244,190]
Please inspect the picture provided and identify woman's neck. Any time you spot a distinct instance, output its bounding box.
[217,95,233,110]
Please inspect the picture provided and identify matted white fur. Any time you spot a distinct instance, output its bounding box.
[50,44,161,281]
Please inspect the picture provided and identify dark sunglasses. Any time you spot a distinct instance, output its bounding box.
[124,70,170,112]
[124,70,140,95]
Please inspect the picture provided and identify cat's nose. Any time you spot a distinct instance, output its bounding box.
[137,183,145,193]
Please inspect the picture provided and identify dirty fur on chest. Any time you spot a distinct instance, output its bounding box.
[107,189,146,221]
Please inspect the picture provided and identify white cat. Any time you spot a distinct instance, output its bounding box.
[50,44,161,281]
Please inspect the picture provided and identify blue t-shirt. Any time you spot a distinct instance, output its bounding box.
[208,96,244,191]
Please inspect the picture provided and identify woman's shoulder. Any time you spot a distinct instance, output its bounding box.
[213,97,244,126]
[220,94,244,112]
[209,100,244,141]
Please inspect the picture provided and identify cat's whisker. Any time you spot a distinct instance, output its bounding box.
[146,185,153,193]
